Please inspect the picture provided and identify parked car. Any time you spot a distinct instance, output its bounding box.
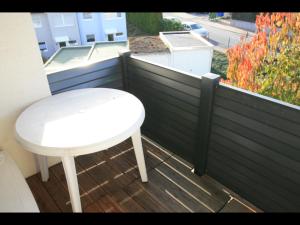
[182,21,209,38]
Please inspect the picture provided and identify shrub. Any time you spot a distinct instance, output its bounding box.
[127,13,163,35]
[231,13,259,23]
[209,13,217,21]
[161,19,184,31]
[224,12,300,106]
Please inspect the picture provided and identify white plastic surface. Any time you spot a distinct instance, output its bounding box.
[0,150,39,212]
[15,88,145,157]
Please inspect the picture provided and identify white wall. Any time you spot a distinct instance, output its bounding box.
[31,13,56,59]
[77,13,104,45]
[171,48,213,76]
[101,13,128,41]
[47,13,82,50]
[0,13,60,178]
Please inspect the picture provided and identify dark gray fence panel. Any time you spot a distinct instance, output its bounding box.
[127,56,202,163]
[207,83,300,212]
[47,57,123,95]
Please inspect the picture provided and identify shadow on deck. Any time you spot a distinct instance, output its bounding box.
[26,137,261,212]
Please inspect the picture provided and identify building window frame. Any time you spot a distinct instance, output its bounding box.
[54,13,74,28]
[38,42,48,51]
[116,32,124,37]
[82,13,93,20]
[86,34,95,43]
[104,13,123,20]
[32,15,42,28]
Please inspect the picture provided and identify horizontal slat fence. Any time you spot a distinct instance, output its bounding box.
[45,53,300,212]
[126,56,203,163]
[206,84,300,212]
[47,57,123,95]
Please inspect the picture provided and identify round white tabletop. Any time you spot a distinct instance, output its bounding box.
[15,88,148,212]
[15,88,145,157]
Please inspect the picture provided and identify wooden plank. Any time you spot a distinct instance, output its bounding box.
[52,75,122,95]
[49,163,93,210]
[131,87,199,124]
[84,201,103,212]
[207,160,285,212]
[128,66,201,98]
[42,167,72,212]
[127,74,200,107]
[210,131,300,185]
[214,95,300,137]
[220,199,255,213]
[216,84,300,124]
[212,115,300,163]
[50,66,121,92]
[130,179,189,212]
[26,176,60,212]
[207,153,298,211]
[144,169,211,212]
[140,98,198,132]
[165,155,230,204]
[209,143,300,205]
[213,105,300,150]
[210,138,300,191]
[203,175,262,212]
[47,57,121,83]
[128,57,202,88]
[142,126,194,163]
[94,195,123,212]
[144,115,197,147]
[128,78,199,115]
[156,159,228,212]
[211,124,300,173]
[123,180,170,212]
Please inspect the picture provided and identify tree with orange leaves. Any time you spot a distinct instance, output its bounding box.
[224,12,300,106]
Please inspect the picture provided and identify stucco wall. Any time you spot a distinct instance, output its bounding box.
[32,13,56,59]
[101,13,128,41]
[77,13,104,45]
[47,13,82,50]
[0,13,60,178]
[171,48,213,76]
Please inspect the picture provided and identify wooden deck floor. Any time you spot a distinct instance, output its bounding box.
[26,137,261,212]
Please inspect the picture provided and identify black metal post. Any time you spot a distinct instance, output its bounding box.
[194,73,220,176]
[119,50,131,91]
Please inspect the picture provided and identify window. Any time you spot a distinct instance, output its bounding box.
[32,15,42,28]
[116,32,123,36]
[104,13,122,19]
[53,13,74,27]
[83,13,93,19]
[107,34,114,41]
[58,42,66,47]
[68,40,77,45]
[38,42,47,51]
[86,34,95,42]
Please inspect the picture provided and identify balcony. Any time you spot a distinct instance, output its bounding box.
[41,52,300,212]
[1,13,300,212]
[27,137,259,212]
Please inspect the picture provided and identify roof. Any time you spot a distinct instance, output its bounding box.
[159,31,214,49]
[45,41,128,74]
[129,36,169,54]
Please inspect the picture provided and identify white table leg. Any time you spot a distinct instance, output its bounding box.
[36,155,49,182]
[132,129,148,182]
[61,156,82,213]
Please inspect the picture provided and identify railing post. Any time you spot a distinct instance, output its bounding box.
[194,73,220,176]
[119,50,131,91]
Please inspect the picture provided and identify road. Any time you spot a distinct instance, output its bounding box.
[163,13,254,51]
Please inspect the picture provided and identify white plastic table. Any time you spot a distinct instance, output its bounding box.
[15,88,148,212]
